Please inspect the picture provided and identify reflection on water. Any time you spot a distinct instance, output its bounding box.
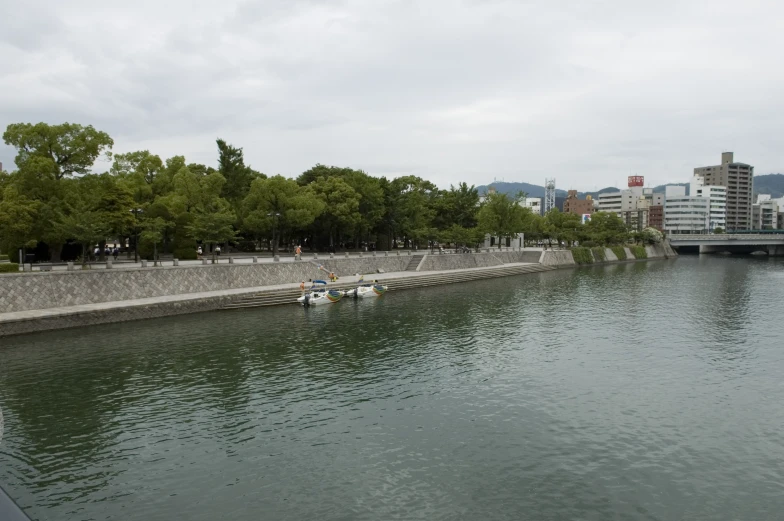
[1,256,784,520]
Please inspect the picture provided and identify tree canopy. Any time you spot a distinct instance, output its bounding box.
[0,120,646,262]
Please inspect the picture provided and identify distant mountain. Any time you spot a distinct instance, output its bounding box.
[754,173,784,198]
[475,182,568,199]
[478,174,784,202]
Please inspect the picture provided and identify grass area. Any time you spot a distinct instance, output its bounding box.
[591,247,606,262]
[610,246,627,260]
[0,263,20,273]
[629,245,647,259]
[571,247,594,264]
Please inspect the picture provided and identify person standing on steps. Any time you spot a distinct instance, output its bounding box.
[295,245,302,260]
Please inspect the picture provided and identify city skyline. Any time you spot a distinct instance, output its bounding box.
[2,0,783,189]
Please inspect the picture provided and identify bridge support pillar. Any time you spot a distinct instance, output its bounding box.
[768,245,784,257]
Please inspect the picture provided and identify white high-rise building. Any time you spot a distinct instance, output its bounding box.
[752,195,781,230]
[690,176,726,231]
[664,186,710,234]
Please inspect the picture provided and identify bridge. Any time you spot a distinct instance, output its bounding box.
[668,234,784,255]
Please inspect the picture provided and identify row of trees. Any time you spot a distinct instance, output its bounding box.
[0,122,652,263]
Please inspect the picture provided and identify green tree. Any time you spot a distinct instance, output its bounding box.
[242,176,325,255]
[311,176,361,249]
[140,217,172,265]
[188,201,237,263]
[478,191,530,248]
[0,185,40,257]
[390,176,438,248]
[584,212,629,245]
[544,209,582,247]
[3,122,113,180]
[217,139,263,204]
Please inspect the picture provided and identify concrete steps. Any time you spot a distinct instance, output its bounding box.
[221,264,554,310]
[405,254,425,271]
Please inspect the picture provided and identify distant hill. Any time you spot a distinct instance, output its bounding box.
[478,174,784,203]
[754,173,784,198]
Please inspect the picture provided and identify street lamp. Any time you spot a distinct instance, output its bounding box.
[130,208,143,263]
[268,212,281,255]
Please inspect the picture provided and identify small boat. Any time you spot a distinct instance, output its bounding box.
[345,283,388,299]
[297,281,343,306]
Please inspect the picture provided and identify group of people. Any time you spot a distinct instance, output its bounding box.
[93,245,120,260]
[196,246,220,258]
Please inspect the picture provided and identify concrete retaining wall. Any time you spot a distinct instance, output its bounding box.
[0,293,241,337]
[417,250,537,271]
[541,242,677,268]
[0,257,408,314]
[540,250,576,267]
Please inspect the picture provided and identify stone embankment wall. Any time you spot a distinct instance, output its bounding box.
[418,250,541,271]
[0,257,408,314]
[0,251,537,315]
[540,242,677,268]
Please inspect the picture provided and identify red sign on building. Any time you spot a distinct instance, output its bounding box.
[628,175,644,187]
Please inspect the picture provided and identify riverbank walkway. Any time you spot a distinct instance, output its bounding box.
[0,263,553,337]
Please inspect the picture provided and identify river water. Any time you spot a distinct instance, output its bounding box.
[1,256,783,520]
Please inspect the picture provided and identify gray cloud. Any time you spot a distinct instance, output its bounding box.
[1,0,782,189]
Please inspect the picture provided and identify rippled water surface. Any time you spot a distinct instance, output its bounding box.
[1,256,784,520]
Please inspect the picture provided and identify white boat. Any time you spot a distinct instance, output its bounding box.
[345,283,388,299]
[297,281,344,306]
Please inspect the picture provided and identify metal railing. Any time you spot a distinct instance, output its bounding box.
[669,234,784,241]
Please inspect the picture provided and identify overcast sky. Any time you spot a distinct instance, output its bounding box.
[1,0,782,190]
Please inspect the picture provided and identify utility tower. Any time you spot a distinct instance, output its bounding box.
[544,178,556,213]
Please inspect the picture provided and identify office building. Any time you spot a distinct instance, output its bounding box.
[664,186,710,234]
[596,177,664,231]
[694,152,753,231]
[562,190,594,216]
[524,197,543,216]
[690,176,727,231]
[751,195,781,230]
[648,205,664,230]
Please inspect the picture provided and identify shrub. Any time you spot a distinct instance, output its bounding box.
[629,245,647,259]
[591,247,606,262]
[610,246,627,260]
[641,227,663,244]
[173,248,198,260]
[0,263,20,273]
[571,246,594,264]
[0,254,8,261]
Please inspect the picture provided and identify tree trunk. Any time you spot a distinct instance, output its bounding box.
[99,240,106,261]
[272,230,278,256]
[50,242,63,263]
[81,243,87,267]
[153,242,158,266]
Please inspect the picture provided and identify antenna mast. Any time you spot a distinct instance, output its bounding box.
[544,178,556,213]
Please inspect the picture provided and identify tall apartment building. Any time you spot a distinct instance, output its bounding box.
[694,152,753,231]
[562,190,594,216]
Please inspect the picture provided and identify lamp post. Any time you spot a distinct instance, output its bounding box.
[130,208,143,263]
[268,212,281,255]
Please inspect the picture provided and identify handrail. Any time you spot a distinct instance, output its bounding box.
[669,234,784,241]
